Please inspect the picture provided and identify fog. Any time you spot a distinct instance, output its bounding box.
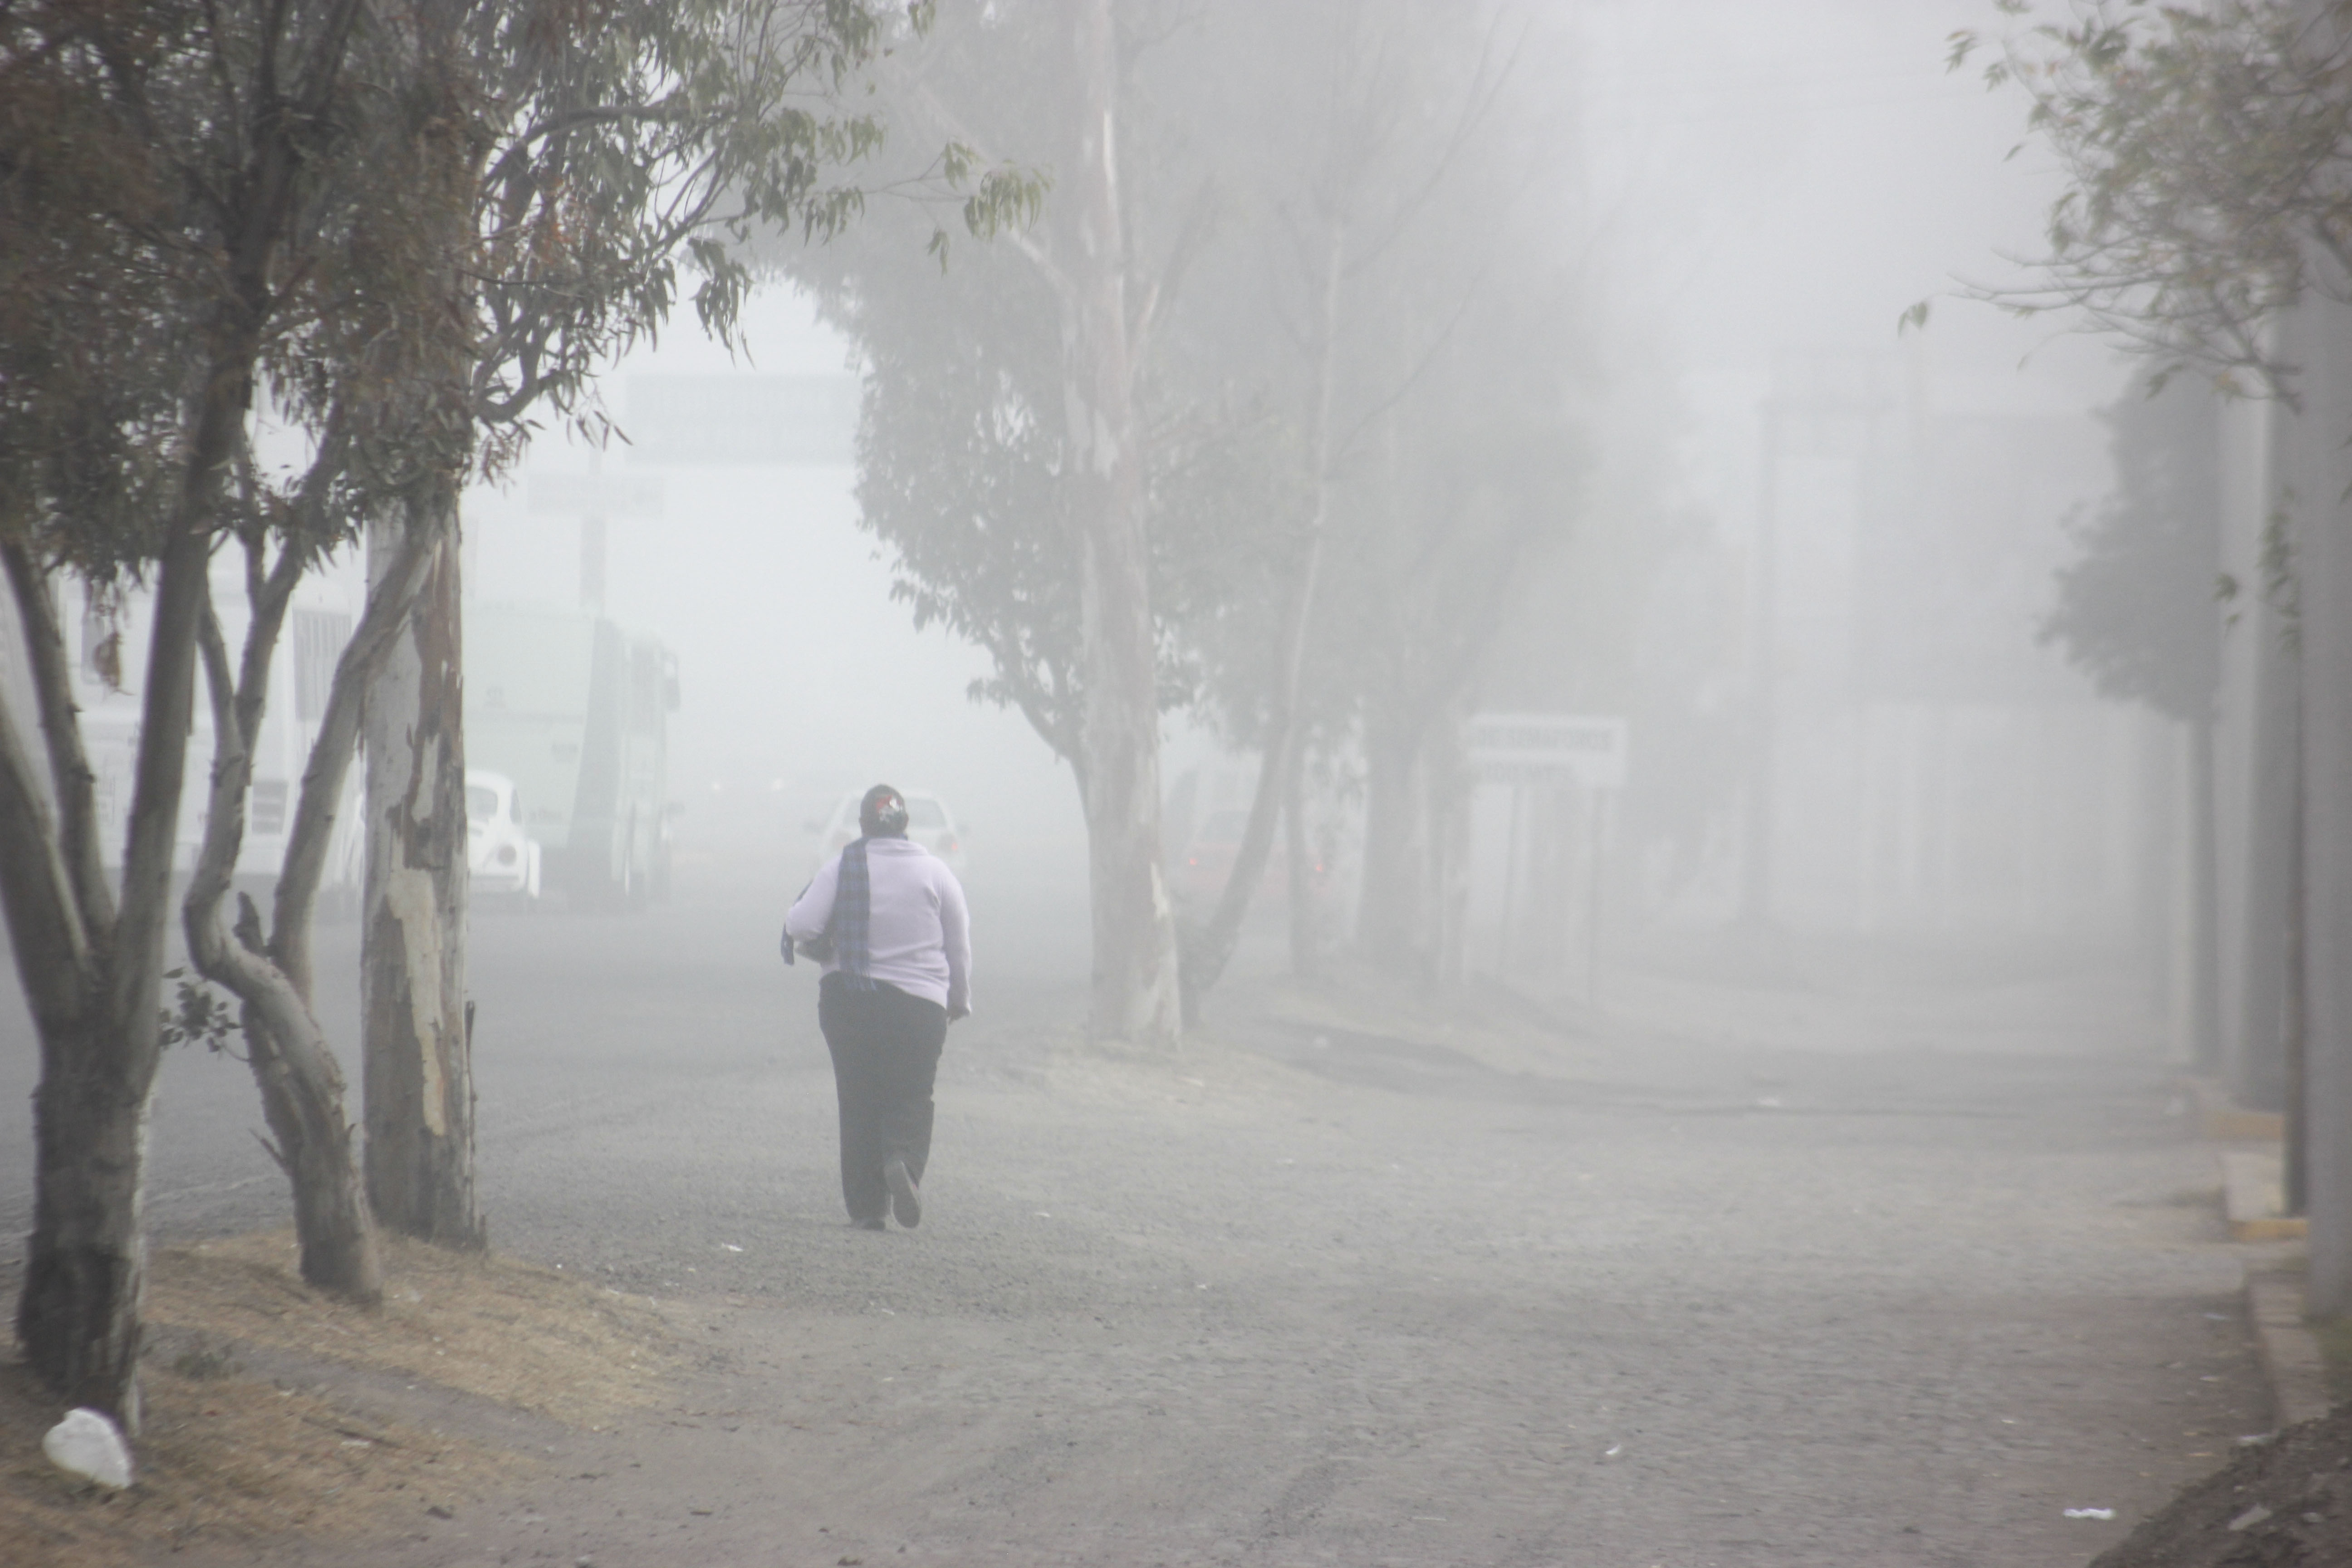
[3,2,2263,1562]
[461,0,2156,1004]
[461,296,1089,955]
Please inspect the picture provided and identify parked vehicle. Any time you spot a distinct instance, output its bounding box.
[1172,808,1268,911]
[466,603,678,907]
[466,769,541,901]
[809,788,968,878]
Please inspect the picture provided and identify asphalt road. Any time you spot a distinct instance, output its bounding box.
[0,865,2276,1567]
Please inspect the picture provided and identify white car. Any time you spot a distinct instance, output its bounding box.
[467,769,542,900]
[810,788,968,878]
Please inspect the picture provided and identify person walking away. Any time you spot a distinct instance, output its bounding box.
[785,784,972,1230]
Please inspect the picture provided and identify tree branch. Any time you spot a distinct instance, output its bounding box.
[0,669,93,1029]
[269,509,435,1002]
[0,543,117,940]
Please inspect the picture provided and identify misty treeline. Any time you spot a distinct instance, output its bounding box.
[765,0,1593,1035]
[0,0,1025,1432]
[1971,0,2352,1315]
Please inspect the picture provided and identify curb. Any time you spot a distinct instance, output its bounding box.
[2215,1145,2337,1428]
[2244,1269,2336,1429]
[2180,1074,2287,1143]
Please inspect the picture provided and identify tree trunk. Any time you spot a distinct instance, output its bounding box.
[5,0,368,1425]
[1431,717,1473,988]
[186,582,384,1304]
[1357,720,1431,975]
[0,547,144,1418]
[16,400,230,1425]
[2188,712,2224,1073]
[1177,220,1343,1020]
[1286,751,1318,978]
[361,494,482,1246]
[184,490,433,1298]
[2233,600,2299,1111]
[240,991,382,1297]
[1063,0,1179,1048]
[16,1028,150,1429]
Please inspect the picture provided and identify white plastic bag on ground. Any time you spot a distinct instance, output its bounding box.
[43,1406,132,1490]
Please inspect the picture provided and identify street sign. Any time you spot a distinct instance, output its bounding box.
[527,472,665,519]
[1466,712,1629,789]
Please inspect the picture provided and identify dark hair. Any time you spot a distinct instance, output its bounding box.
[859,784,909,837]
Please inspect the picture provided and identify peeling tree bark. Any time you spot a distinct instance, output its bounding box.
[361,490,482,1247]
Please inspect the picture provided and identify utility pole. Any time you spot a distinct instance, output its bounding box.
[525,462,663,612]
[2285,277,2352,1314]
[1740,351,1893,931]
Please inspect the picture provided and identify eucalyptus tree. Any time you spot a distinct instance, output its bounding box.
[0,0,377,1426]
[776,0,1294,1048]
[777,0,1597,1021]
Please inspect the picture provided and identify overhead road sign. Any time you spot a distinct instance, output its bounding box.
[624,374,858,466]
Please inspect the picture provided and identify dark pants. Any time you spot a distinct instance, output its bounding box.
[818,972,947,1222]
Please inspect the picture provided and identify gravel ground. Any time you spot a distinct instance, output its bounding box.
[2089,1401,2352,1568]
[0,874,2281,1566]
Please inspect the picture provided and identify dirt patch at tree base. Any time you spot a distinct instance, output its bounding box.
[0,1230,677,1568]
[2091,1403,2352,1568]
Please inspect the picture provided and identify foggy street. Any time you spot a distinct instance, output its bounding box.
[0,855,2271,1568]
[16,2,2352,1565]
